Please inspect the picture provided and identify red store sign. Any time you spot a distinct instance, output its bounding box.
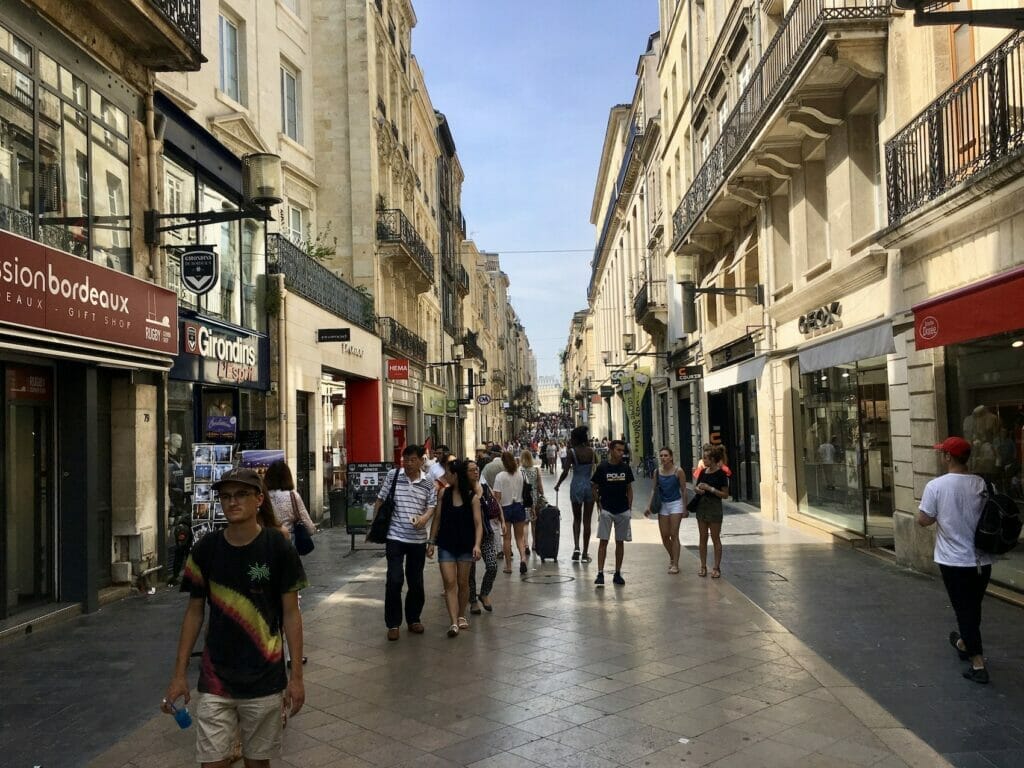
[913,265,1024,350]
[0,231,177,355]
[387,358,409,380]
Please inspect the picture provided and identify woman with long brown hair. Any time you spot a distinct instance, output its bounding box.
[493,451,528,574]
[692,445,730,578]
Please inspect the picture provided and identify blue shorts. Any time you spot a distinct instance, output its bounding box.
[437,547,474,563]
[503,502,527,524]
[570,476,593,505]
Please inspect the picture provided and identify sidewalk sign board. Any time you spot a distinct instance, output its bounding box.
[346,461,395,551]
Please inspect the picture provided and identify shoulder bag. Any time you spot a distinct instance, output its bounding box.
[686,470,703,513]
[481,484,502,520]
[649,478,663,515]
[366,469,399,544]
[290,492,315,555]
[521,468,534,509]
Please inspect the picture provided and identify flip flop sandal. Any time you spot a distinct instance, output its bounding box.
[457,617,470,630]
[711,568,721,579]
[698,566,708,577]
[668,565,680,574]
[447,624,459,638]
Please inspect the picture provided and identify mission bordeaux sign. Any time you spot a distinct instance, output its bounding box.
[0,230,177,354]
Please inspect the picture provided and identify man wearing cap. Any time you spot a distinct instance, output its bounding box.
[162,467,308,765]
[917,436,994,684]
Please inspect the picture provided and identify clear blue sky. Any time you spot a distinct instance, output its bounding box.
[412,1,659,379]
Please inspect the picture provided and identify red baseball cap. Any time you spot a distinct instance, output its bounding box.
[933,436,971,460]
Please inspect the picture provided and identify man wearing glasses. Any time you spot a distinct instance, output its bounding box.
[376,444,437,640]
[162,467,307,767]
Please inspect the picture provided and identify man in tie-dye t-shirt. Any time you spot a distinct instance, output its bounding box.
[162,468,307,767]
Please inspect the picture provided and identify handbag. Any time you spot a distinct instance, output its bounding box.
[290,492,315,555]
[366,469,399,544]
[649,479,663,515]
[482,484,502,520]
[686,471,703,513]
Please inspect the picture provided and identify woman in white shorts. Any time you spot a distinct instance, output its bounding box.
[644,447,689,574]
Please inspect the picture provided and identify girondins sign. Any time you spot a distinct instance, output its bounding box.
[0,231,177,354]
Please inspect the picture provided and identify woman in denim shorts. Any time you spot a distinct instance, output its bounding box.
[493,451,528,574]
[428,459,482,637]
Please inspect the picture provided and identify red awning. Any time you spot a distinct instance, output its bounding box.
[913,265,1024,350]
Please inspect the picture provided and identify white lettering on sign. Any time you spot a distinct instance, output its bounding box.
[338,343,364,358]
[185,322,257,366]
[0,256,130,312]
[798,301,842,335]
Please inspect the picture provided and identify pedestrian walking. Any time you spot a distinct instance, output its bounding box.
[558,441,568,472]
[493,451,529,574]
[644,447,689,574]
[917,436,994,684]
[545,441,557,474]
[469,460,500,615]
[554,426,596,563]
[520,448,545,556]
[265,460,316,540]
[427,459,482,637]
[376,445,437,641]
[161,468,306,768]
[692,444,730,578]
[591,439,634,587]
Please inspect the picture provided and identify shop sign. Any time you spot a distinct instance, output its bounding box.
[387,358,409,380]
[599,385,615,398]
[5,366,50,401]
[675,365,702,383]
[0,230,177,355]
[180,246,218,296]
[445,398,458,414]
[476,393,492,405]
[317,328,351,343]
[205,415,237,441]
[610,369,626,383]
[423,384,446,416]
[170,315,269,390]
[709,336,755,370]
[799,301,842,335]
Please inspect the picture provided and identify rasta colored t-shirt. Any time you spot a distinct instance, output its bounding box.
[592,460,635,514]
[181,527,308,698]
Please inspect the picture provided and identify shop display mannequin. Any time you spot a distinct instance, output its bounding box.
[963,404,1000,476]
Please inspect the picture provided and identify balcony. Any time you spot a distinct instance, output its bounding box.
[462,329,484,361]
[886,31,1024,227]
[376,209,435,294]
[671,0,890,251]
[74,0,204,71]
[632,278,668,336]
[456,264,470,297]
[268,234,375,332]
[377,316,427,364]
[490,369,506,386]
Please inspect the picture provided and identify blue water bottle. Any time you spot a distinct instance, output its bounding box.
[166,699,192,729]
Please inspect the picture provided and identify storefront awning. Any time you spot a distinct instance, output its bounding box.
[798,321,895,373]
[912,265,1024,350]
[703,355,766,393]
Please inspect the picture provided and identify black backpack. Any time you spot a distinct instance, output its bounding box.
[975,482,1023,555]
[521,469,534,509]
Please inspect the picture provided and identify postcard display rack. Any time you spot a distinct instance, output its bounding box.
[190,443,236,541]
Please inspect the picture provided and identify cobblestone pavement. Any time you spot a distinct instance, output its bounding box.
[2,476,1020,767]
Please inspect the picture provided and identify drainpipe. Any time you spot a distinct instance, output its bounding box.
[277,272,289,461]
[145,87,163,285]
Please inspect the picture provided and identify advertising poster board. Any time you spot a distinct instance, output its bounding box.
[346,462,394,550]
[191,443,232,542]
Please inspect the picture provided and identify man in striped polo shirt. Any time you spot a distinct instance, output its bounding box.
[375,444,437,641]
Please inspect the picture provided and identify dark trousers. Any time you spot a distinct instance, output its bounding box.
[385,538,427,629]
[940,563,992,658]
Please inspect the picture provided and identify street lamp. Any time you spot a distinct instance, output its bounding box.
[144,153,283,244]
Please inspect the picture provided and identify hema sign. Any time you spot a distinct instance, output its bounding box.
[0,230,177,354]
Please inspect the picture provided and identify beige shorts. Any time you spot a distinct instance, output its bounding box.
[195,691,284,763]
[597,509,632,542]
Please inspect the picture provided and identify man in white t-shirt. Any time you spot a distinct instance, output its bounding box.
[917,436,994,684]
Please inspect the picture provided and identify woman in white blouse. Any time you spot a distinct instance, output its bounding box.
[264,460,316,539]
[493,451,527,574]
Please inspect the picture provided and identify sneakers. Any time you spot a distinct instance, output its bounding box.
[572,549,581,561]
[613,572,625,586]
[581,553,592,563]
[595,572,605,587]
[963,666,989,684]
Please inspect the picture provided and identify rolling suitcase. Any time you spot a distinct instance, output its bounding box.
[535,492,561,562]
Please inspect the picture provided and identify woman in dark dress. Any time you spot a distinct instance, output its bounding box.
[428,459,482,637]
[553,426,596,562]
[692,444,730,578]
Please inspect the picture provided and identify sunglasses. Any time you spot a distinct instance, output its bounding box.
[218,490,258,503]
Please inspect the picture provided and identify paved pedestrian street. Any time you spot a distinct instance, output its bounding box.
[81,494,960,768]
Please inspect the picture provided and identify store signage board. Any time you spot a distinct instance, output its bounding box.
[346,462,394,548]
[599,385,615,397]
[387,358,409,380]
[476,393,492,405]
[0,230,177,355]
[610,369,626,383]
[799,301,842,335]
[317,328,351,343]
[180,246,218,296]
[675,365,702,383]
[171,316,269,389]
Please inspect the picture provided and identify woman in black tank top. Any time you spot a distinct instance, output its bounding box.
[428,459,482,637]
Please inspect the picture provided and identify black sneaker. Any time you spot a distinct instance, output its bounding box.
[963,666,989,684]
[594,572,605,588]
[613,572,625,586]
[572,549,581,561]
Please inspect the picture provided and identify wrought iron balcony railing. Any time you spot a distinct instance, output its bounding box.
[268,234,375,332]
[376,208,436,280]
[456,264,470,294]
[377,316,427,363]
[633,278,667,320]
[671,0,890,248]
[151,0,201,52]
[462,330,484,360]
[886,31,1024,226]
